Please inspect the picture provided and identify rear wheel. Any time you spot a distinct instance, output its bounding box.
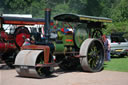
[80,39,104,72]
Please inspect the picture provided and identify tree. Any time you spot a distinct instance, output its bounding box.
[79,0,102,16]
[103,21,128,39]
[0,0,47,18]
[52,3,70,17]
[111,0,128,22]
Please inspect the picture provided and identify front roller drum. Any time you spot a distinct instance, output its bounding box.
[14,50,53,78]
[80,38,104,72]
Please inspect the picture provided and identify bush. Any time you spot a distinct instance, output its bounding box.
[103,21,128,39]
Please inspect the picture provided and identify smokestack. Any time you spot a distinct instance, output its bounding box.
[44,8,51,43]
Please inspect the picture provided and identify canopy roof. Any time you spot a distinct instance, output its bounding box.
[54,14,112,23]
[0,16,53,25]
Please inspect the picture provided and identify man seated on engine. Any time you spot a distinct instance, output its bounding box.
[22,38,31,46]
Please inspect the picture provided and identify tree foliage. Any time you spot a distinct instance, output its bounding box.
[111,0,128,22]
[103,21,128,39]
[0,0,128,36]
[0,0,128,21]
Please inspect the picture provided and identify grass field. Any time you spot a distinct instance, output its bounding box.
[104,56,128,72]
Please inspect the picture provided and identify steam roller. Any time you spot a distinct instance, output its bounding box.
[14,45,54,78]
[14,8,54,78]
[13,8,109,78]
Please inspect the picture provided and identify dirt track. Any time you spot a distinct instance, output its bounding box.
[0,64,128,85]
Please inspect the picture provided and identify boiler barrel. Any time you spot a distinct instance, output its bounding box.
[0,42,16,54]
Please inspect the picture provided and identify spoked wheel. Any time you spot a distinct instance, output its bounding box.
[92,29,103,38]
[15,50,53,78]
[14,26,30,48]
[80,39,104,72]
[74,28,88,48]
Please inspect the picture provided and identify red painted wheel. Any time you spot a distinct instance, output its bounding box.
[14,27,30,48]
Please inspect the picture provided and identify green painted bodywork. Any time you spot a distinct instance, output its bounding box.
[54,43,65,53]
[54,32,74,53]
[62,34,74,46]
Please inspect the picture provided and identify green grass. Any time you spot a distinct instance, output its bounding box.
[104,56,128,72]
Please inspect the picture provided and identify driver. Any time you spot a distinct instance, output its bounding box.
[22,38,31,46]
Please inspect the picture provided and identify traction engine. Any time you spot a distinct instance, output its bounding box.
[0,15,48,67]
[14,9,112,78]
[0,25,30,67]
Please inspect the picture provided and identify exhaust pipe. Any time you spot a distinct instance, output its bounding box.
[44,8,51,43]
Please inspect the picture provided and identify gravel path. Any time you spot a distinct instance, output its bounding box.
[0,64,128,85]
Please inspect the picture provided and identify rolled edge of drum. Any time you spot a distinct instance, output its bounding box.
[79,39,94,72]
[14,50,44,78]
[80,38,94,56]
[15,66,42,78]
